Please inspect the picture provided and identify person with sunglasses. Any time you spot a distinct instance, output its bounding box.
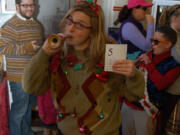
[22,2,145,135]
[114,0,154,61]
[122,26,180,135]
[158,5,180,135]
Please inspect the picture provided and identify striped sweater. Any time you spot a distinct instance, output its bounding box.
[0,15,44,82]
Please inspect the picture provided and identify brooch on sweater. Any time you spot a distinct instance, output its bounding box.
[50,52,109,82]
[67,54,109,82]
[66,54,84,71]
[95,63,109,82]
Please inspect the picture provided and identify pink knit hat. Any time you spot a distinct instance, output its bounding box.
[127,0,153,9]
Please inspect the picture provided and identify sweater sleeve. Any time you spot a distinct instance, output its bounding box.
[120,68,145,102]
[0,24,36,56]
[145,62,180,90]
[22,49,51,96]
[122,23,153,51]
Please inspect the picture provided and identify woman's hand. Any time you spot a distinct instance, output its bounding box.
[146,15,154,24]
[31,40,40,51]
[42,33,67,56]
[112,59,136,78]
[39,114,45,121]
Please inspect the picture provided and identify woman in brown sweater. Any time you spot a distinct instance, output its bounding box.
[22,2,145,135]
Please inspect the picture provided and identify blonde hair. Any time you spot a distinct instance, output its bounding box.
[159,4,180,26]
[59,3,112,69]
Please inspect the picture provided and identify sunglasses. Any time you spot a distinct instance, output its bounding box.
[151,38,171,45]
[135,6,147,11]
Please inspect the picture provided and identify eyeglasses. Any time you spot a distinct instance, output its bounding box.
[151,38,171,45]
[136,6,147,11]
[20,4,36,8]
[65,17,92,30]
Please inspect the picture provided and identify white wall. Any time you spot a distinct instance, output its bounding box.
[37,0,69,37]
[0,14,14,27]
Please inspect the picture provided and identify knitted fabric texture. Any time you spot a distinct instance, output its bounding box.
[0,15,44,82]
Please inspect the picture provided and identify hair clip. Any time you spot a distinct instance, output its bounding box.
[76,0,101,15]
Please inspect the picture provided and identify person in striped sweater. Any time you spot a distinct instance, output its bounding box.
[0,0,44,135]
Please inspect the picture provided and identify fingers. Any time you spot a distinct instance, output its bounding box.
[42,37,62,56]
[32,45,40,51]
[112,60,135,77]
[113,59,133,68]
[31,40,37,44]
[39,115,45,120]
[57,33,67,38]
[146,15,154,24]
[42,34,67,56]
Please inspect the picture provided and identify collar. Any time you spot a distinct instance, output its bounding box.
[151,51,171,64]
[16,12,33,21]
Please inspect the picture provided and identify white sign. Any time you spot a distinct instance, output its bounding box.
[104,44,127,72]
